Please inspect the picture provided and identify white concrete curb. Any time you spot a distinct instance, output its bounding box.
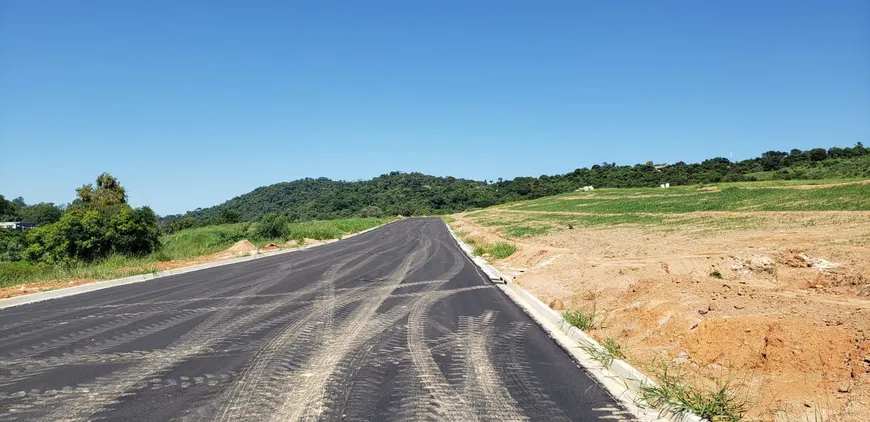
[443,221,706,422]
[0,220,397,310]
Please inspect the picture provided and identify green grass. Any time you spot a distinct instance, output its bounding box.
[562,309,607,330]
[470,241,517,259]
[503,225,550,238]
[509,183,870,214]
[0,256,159,288]
[0,217,393,288]
[578,337,626,368]
[159,223,250,260]
[639,366,748,422]
[440,215,456,224]
[283,217,390,241]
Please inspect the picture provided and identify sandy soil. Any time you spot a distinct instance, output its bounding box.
[451,212,870,421]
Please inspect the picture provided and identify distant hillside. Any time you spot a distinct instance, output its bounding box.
[162,144,869,229]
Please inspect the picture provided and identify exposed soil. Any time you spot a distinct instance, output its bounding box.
[451,212,870,421]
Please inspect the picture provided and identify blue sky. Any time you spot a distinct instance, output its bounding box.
[2,1,868,215]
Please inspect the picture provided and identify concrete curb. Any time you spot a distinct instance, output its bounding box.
[443,222,705,422]
[0,220,397,310]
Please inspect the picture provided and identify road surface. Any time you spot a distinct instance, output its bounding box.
[0,217,635,421]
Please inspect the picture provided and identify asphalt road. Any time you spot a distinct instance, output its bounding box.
[0,217,636,421]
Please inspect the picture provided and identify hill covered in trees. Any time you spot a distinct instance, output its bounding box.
[163,143,870,230]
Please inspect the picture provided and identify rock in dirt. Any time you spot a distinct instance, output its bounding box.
[747,255,775,273]
[838,382,851,393]
[549,298,565,311]
[673,351,690,365]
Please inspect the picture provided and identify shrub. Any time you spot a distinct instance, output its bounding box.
[23,174,160,264]
[0,229,25,262]
[359,205,383,218]
[256,213,290,239]
[25,205,160,263]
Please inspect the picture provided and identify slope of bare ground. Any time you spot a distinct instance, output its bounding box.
[451,211,870,421]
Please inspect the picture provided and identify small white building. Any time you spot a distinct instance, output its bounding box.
[0,222,36,231]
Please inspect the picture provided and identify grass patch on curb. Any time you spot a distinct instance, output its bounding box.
[562,308,607,330]
[578,337,626,368]
[440,215,456,224]
[471,241,517,259]
[639,366,748,422]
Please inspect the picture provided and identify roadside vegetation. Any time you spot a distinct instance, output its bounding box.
[161,143,870,227]
[1,217,389,288]
[639,366,748,422]
[0,174,391,289]
[471,241,517,259]
[562,308,607,331]
[578,337,626,368]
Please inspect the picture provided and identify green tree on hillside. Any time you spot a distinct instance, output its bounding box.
[0,195,18,221]
[24,174,160,263]
[19,203,63,225]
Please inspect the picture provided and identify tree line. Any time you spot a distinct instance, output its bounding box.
[162,143,870,230]
[1,174,159,264]
[2,143,867,265]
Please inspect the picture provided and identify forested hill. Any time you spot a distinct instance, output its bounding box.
[164,144,870,229]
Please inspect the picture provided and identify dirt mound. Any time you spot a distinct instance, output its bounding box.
[225,240,258,253]
[683,316,852,375]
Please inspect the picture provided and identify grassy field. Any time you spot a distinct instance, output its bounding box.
[462,179,870,239]
[0,217,392,288]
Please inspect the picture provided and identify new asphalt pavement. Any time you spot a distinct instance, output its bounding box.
[0,217,636,421]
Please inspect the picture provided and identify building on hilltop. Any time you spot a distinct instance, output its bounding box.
[0,222,36,231]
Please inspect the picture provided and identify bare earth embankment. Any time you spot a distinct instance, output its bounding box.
[450,181,870,421]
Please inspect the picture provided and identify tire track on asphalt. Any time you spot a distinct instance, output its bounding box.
[18,237,401,421]
[0,225,390,337]
[455,311,527,421]
[216,229,432,421]
[269,235,440,421]
[312,237,468,421]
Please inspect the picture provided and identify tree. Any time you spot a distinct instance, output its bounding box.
[808,148,828,162]
[219,208,242,224]
[19,203,63,225]
[827,147,845,159]
[256,213,289,239]
[760,151,787,171]
[359,205,383,218]
[74,172,127,210]
[0,195,19,222]
[24,174,160,263]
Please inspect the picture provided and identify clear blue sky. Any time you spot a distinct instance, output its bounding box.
[2,1,868,215]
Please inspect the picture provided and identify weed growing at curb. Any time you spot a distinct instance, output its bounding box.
[470,241,517,259]
[638,366,748,422]
[603,337,626,359]
[562,309,607,330]
[578,337,626,368]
